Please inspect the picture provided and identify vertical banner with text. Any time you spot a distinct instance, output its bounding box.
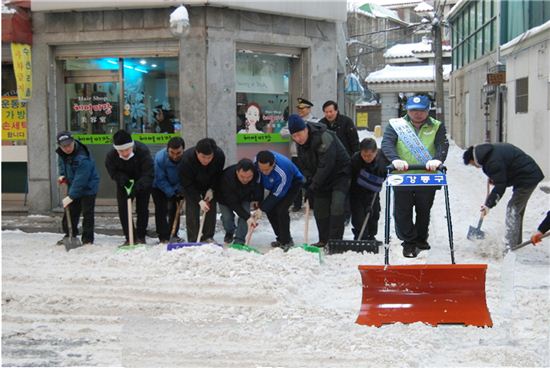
[11,43,32,101]
[2,97,27,142]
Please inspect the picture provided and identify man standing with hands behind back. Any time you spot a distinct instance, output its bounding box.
[381,94,449,258]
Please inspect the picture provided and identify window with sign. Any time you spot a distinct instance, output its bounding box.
[2,63,27,146]
[63,57,179,144]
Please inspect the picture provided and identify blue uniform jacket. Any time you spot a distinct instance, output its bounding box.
[256,151,304,212]
[153,148,182,198]
[56,140,100,199]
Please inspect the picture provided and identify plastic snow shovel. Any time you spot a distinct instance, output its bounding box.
[509,232,550,252]
[467,181,491,240]
[167,207,221,251]
[229,223,261,254]
[293,200,324,264]
[356,164,493,327]
[327,193,380,255]
[62,184,83,251]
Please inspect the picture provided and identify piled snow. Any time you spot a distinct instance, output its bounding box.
[2,138,549,366]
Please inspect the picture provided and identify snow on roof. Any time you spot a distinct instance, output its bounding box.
[501,19,550,51]
[414,1,433,12]
[384,39,451,58]
[366,0,422,7]
[365,64,452,83]
[356,2,403,23]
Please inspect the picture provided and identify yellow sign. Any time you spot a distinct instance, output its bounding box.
[356,112,369,128]
[11,43,32,101]
[2,97,27,141]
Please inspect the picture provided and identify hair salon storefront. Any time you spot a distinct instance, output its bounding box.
[27,3,345,212]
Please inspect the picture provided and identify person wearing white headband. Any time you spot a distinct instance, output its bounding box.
[105,130,154,245]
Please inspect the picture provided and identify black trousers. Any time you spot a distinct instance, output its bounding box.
[313,177,350,243]
[393,187,437,244]
[116,187,150,241]
[152,188,181,242]
[291,157,303,209]
[266,180,302,244]
[62,195,96,243]
[185,196,217,242]
[350,191,381,240]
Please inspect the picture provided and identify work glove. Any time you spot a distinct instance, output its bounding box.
[62,196,73,208]
[252,209,263,221]
[531,231,543,245]
[392,159,408,171]
[425,159,442,171]
[246,216,257,229]
[204,189,214,202]
[57,176,68,185]
[480,204,490,217]
[174,190,185,201]
[199,200,210,212]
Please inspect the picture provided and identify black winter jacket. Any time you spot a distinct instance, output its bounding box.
[296,122,351,193]
[350,149,390,196]
[474,143,544,208]
[319,113,360,157]
[105,141,154,193]
[216,164,261,220]
[179,146,225,204]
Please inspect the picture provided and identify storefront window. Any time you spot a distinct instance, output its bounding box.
[63,56,179,144]
[236,52,290,145]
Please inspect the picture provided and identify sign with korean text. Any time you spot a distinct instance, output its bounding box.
[356,112,368,128]
[2,97,27,141]
[11,43,32,101]
[387,174,447,187]
[487,72,506,86]
[73,133,179,145]
[236,133,290,144]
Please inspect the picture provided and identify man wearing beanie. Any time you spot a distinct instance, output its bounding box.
[179,138,225,243]
[288,113,351,248]
[105,130,154,245]
[56,131,100,247]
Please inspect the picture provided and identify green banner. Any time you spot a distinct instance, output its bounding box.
[236,133,289,144]
[73,133,179,145]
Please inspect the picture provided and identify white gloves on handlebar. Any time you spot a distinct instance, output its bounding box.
[392,160,408,171]
[426,159,442,171]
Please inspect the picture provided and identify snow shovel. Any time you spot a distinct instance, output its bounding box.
[167,206,221,251]
[118,180,146,252]
[294,200,324,264]
[356,164,493,327]
[327,193,380,255]
[467,181,491,240]
[169,199,185,242]
[229,222,261,254]
[509,232,550,252]
[62,183,83,251]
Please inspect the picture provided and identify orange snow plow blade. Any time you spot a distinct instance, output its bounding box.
[356,264,493,327]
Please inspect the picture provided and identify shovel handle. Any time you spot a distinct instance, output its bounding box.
[511,232,550,251]
[304,200,310,245]
[170,199,184,239]
[127,197,134,245]
[476,217,484,230]
[196,209,206,243]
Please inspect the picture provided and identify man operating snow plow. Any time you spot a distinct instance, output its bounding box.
[356,164,493,327]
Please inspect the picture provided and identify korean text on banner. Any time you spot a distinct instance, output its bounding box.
[2,97,27,141]
[11,43,32,101]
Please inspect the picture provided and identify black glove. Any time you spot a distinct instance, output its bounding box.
[305,187,315,202]
[174,191,185,201]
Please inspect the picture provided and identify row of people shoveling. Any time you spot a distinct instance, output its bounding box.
[55,94,546,257]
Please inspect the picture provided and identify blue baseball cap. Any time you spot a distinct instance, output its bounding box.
[405,95,430,110]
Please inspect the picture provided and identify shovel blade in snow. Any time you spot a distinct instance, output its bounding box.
[229,243,262,253]
[64,237,83,252]
[326,239,380,255]
[167,242,222,251]
[467,225,486,240]
[356,264,493,327]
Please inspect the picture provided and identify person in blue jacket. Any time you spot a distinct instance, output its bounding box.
[55,131,100,245]
[255,150,304,250]
[152,137,185,244]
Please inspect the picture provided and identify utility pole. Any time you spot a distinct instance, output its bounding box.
[433,8,445,124]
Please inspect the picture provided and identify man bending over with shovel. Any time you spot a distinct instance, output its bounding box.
[179,138,225,243]
[255,150,304,251]
[56,131,100,248]
[217,158,262,245]
[463,143,544,249]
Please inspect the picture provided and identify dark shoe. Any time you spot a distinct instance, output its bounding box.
[311,241,327,248]
[82,242,93,246]
[118,240,130,248]
[135,238,146,245]
[402,242,418,258]
[366,236,383,246]
[281,240,295,252]
[56,236,68,246]
[201,237,216,243]
[271,240,282,248]
[224,232,234,244]
[416,240,431,250]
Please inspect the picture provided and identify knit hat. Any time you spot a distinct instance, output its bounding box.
[56,131,74,146]
[113,130,134,150]
[288,114,306,134]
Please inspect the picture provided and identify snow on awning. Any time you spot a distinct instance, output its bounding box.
[384,39,451,58]
[365,64,452,84]
[414,1,433,12]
